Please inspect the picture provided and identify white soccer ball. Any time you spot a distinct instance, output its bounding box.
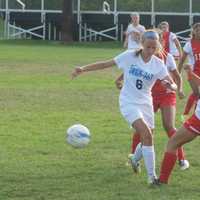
[66,124,91,148]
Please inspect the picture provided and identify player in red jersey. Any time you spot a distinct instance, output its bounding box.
[178,23,200,116]
[159,64,200,184]
[158,21,182,62]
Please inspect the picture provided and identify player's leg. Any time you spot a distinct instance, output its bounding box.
[161,105,189,169]
[132,119,158,184]
[183,80,199,115]
[159,126,197,184]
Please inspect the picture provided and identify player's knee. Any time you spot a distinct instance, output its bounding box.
[141,132,153,146]
[166,137,178,152]
[163,124,174,133]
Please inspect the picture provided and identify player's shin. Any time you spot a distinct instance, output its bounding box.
[159,152,177,184]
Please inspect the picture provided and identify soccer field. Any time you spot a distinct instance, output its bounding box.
[0,40,199,200]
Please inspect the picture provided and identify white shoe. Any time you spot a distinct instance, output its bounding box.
[148,176,161,186]
[128,154,141,173]
[179,160,190,170]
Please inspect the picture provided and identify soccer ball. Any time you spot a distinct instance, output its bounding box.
[66,124,91,148]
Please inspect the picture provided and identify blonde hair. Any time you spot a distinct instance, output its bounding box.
[158,21,169,29]
[135,30,162,56]
[191,23,200,39]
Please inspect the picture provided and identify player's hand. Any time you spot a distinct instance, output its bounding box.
[178,90,185,99]
[161,80,177,91]
[115,79,123,90]
[183,64,192,73]
[71,67,83,79]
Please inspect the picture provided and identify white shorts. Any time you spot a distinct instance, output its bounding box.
[120,103,154,129]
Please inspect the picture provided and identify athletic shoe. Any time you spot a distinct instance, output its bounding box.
[128,154,141,173]
[179,159,190,170]
[148,176,161,186]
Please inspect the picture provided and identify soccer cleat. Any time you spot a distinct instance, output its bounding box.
[179,159,190,170]
[148,176,161,186]
[128,154,141,173]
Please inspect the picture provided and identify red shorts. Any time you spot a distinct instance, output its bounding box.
[184,114,200,135]
[193,68,200,76]
[153,93,176,113]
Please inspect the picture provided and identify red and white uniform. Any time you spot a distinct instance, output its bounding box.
[162,32,180,58]
[152,52,177,112]
[183,39,200,76]
[184,99,200,135]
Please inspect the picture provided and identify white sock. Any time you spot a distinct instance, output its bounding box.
[142,145,157,179]
[134,143,143,162]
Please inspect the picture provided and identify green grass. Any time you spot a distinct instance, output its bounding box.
[0,40,199,200]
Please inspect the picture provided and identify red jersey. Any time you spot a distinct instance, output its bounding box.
[162,32,170,53]
[191,39,200,76]
[151,52,174,97]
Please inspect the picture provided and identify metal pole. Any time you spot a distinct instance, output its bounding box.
[79,15,82,42]
[120,24,123,42]
[114,0,118,41]
[41,0,45,40]
[48,22,51,40]
[54,25,56,40]
[189,0,193,26]
[77,0,80,24]
[151,0,155,27]
[84,23,87,41]
[114,0,117,24]
[77,0,82,41]
[5,0,8,38]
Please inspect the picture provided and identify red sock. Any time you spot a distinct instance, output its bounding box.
[167,129,185,161]
[131,132,140,153]
[183,93,198,115]
[159,152,177,184]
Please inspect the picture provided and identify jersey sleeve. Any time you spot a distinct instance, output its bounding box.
[166,53,177,71]
[126,24,132,34]
[114,50,130,70]
[157,61,169,80]
[170,32,177,40]
[140,25,146,33]
[183,41,192,54]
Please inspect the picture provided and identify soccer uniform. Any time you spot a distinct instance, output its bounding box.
[114,50,169,128]
[183,39,200,76]
[184,99,200,135]
[152,53,177,112]
[163,31,180,58]
[126,24,145,50]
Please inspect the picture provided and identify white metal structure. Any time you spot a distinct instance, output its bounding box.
[0,0,199,41]
[2,0,47,39]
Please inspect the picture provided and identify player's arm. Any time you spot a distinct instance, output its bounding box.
[174,38,182,59]
[123,32,128,48]
[71,59,115,79]
[170,69,184,99]
[115,73,124,90]
[178,51,187,73]
[184,64,200,86]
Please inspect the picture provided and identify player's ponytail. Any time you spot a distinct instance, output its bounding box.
[135,48,143,56]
